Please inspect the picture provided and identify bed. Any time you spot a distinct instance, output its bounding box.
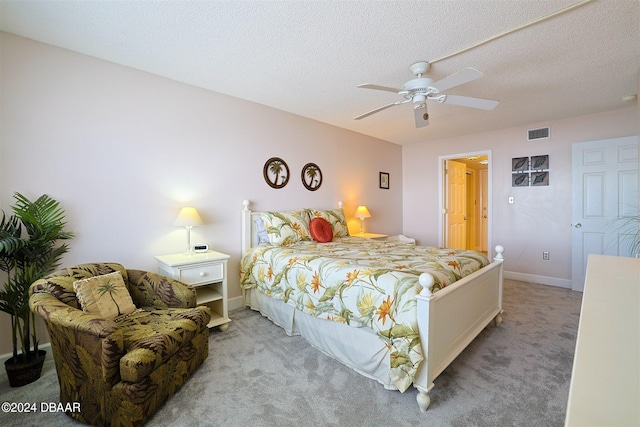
[240,200,504,411]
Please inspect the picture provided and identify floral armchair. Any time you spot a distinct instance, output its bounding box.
[29,263,211,427]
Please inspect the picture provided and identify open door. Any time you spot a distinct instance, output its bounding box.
[466,170,477,250]
[445,160,467,249]
[480,168,489,253]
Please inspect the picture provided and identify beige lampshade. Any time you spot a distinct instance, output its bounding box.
[354,205,371,219]
[174,207,203,227]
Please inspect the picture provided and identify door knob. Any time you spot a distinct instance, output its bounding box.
[573,223,582,228]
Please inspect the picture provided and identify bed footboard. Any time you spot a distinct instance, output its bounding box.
[413,246,505,411]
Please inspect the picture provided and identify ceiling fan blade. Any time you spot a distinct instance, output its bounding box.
[414,105,429,128]
[357,83,402,93]
[430,68,484,92]
[354,99,410,120]
[442,94,499,110]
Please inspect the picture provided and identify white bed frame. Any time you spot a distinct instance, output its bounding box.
[241,200,504,411]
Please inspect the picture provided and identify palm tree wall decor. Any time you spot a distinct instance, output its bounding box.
[302,163,323,191]
[263,157,290,189]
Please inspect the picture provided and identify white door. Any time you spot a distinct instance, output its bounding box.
[466,171,477,250]
[480,169,489,253]
[446,160,467,249]
[571,136,639,291]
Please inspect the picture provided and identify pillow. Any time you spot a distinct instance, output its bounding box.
[306,208,350,238]
[253,217,270,244]
[309,217,334,243]
[259,210,311,246]
[73,271,136,319]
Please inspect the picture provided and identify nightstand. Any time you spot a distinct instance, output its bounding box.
[356,233,389,241]
[155,250,231,331]
[386,234,416,244]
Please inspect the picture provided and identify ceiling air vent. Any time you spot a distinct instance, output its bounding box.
[527,126,550,141]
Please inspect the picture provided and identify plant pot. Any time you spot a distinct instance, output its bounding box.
[4,349,46,387]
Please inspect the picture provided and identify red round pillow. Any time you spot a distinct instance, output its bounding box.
[309,217,333,243]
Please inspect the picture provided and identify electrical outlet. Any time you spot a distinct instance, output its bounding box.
[543,251,550,260]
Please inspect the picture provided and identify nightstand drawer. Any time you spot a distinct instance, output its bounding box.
[179,263,224,286]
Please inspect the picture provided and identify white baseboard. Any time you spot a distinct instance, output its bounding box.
[228,295,244,311]
[504,270,572,289]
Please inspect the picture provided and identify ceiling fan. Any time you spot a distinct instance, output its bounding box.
[354,61,499,128]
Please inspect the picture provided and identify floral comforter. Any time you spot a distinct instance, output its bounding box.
[240,237,489,392]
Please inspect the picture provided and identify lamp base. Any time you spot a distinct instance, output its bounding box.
[359,218,366,235]
[184,226,194,255]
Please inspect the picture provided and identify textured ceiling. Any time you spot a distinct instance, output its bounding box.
[1,0,638,145]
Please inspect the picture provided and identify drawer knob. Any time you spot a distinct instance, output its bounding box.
[199,272,207,277]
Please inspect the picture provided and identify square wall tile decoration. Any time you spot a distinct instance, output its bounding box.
[512,155,549,187]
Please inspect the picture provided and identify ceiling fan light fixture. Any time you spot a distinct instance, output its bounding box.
[355,62,499,128]
[413,94,426,108]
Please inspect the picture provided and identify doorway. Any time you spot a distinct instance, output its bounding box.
[439,151,491,254]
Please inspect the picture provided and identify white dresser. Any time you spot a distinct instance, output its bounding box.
[565,255,640,426]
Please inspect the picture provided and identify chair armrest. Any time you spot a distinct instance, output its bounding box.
[29,292,124,385]
[126,269,196,309]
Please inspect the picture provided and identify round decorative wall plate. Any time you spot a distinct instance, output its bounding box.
[263,157,290,189]
[301,163,322,191]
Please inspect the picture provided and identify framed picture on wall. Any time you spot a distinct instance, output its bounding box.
[379,172,389,189]
[301,162,322,191]
[263,157,290,189]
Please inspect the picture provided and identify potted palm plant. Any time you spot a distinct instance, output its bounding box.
[624,215,640,257]
[0,192,74,387]
[609,211,640,258]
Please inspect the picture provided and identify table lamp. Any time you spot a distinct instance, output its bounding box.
[354,205,371,235]
[174,207,203,254]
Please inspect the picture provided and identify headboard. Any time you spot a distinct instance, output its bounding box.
[241,200,343,254]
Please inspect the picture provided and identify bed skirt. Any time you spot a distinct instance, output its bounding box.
[246,288,398,390]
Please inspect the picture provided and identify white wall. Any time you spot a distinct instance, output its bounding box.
[403,106,638,286]
[0,33,403,354]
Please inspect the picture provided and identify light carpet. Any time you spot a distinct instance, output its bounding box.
[0,280,582,426]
